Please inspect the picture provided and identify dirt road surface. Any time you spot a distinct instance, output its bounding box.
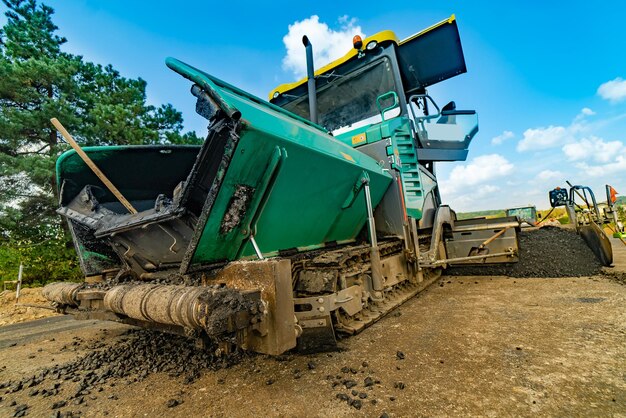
[1,272,624,417]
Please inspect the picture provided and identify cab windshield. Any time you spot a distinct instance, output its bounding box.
[282,57,397,132]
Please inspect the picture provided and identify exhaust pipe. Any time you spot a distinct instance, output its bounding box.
[302,35,318,124]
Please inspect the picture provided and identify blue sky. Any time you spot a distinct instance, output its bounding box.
[3,1,625,211]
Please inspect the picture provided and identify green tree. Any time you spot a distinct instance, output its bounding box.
[0,0,201,284]
[616,205,626,223]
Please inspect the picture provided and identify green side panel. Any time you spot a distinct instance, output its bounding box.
[391,119,424,220]
[380,117,406,139]
[334,117,407,148]
[166,59,394,265]
[332,117,430,221]
[334,124,382,147]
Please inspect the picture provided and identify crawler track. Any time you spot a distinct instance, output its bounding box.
[293,239,442,340]
[335,269,442,335]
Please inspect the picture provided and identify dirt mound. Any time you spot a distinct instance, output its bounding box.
[1,328,246,405]
[446,226,603,278]
[0,288,58,326]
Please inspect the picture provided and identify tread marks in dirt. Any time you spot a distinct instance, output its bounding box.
[446,226,603,278]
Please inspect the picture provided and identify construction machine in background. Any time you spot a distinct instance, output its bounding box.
[605,185,626,238]
[548,183,616,266]
[43,16,520,355]
[505,206,538,227]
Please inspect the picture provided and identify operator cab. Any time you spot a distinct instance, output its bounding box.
[269,16,480,233]
[269,15,478,163]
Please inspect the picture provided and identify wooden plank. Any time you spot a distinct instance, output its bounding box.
[50,118,137,214]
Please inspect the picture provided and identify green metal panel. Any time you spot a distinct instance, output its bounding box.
[391,119,425,220]
[165,59,394,265]
[334,117,408,149]
[335,124,382,147]
[336,117,428,221]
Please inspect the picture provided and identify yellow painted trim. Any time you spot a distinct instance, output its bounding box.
[340,151,355,163]
[268,15,457,100]
[399,14,455,45]
[269,30,399,99]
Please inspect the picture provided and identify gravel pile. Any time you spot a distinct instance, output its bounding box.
[446,226,603,278]
[1,329,245,413]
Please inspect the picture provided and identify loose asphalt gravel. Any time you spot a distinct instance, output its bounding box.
[446,226,603,277]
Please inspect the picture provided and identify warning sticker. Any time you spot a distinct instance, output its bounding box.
[351,133,367,146]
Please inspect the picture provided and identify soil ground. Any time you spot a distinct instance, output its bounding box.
[0,275,624,417]
[0,288,58,326]
[0,233,625,417]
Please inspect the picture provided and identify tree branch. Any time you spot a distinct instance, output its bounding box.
[15,143,49,155]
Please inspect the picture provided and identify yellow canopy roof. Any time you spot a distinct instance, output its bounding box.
[268,15,456,100]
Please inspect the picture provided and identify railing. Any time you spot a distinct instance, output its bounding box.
[409,94,478,150]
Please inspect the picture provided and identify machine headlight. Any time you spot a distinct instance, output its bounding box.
[366,40,378,51]
[273,91,279,99]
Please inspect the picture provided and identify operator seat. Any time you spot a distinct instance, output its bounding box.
[437,101,456,124]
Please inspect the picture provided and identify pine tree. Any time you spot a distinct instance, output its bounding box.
[0,0,201,284]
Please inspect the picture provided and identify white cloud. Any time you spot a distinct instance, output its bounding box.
[444,109,626,211]
[282,15,364,79]
[491,130,514,145]
[576,156,626,176]
[451,185,501,209]
[598,77,626,103]
[477,184,500,195]
[517,108,598,152]
[574,107,596,121]
[440,154,514,196]
[557,134,626,177]
[562,136,624,163]
[536,170,563,181]
[517,125,574,152]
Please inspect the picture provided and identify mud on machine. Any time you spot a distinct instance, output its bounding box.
[44,16,520,354]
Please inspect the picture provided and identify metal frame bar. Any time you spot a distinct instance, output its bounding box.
[426,250,515,267]
[250,236,264,260]
[362,178,384,294]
